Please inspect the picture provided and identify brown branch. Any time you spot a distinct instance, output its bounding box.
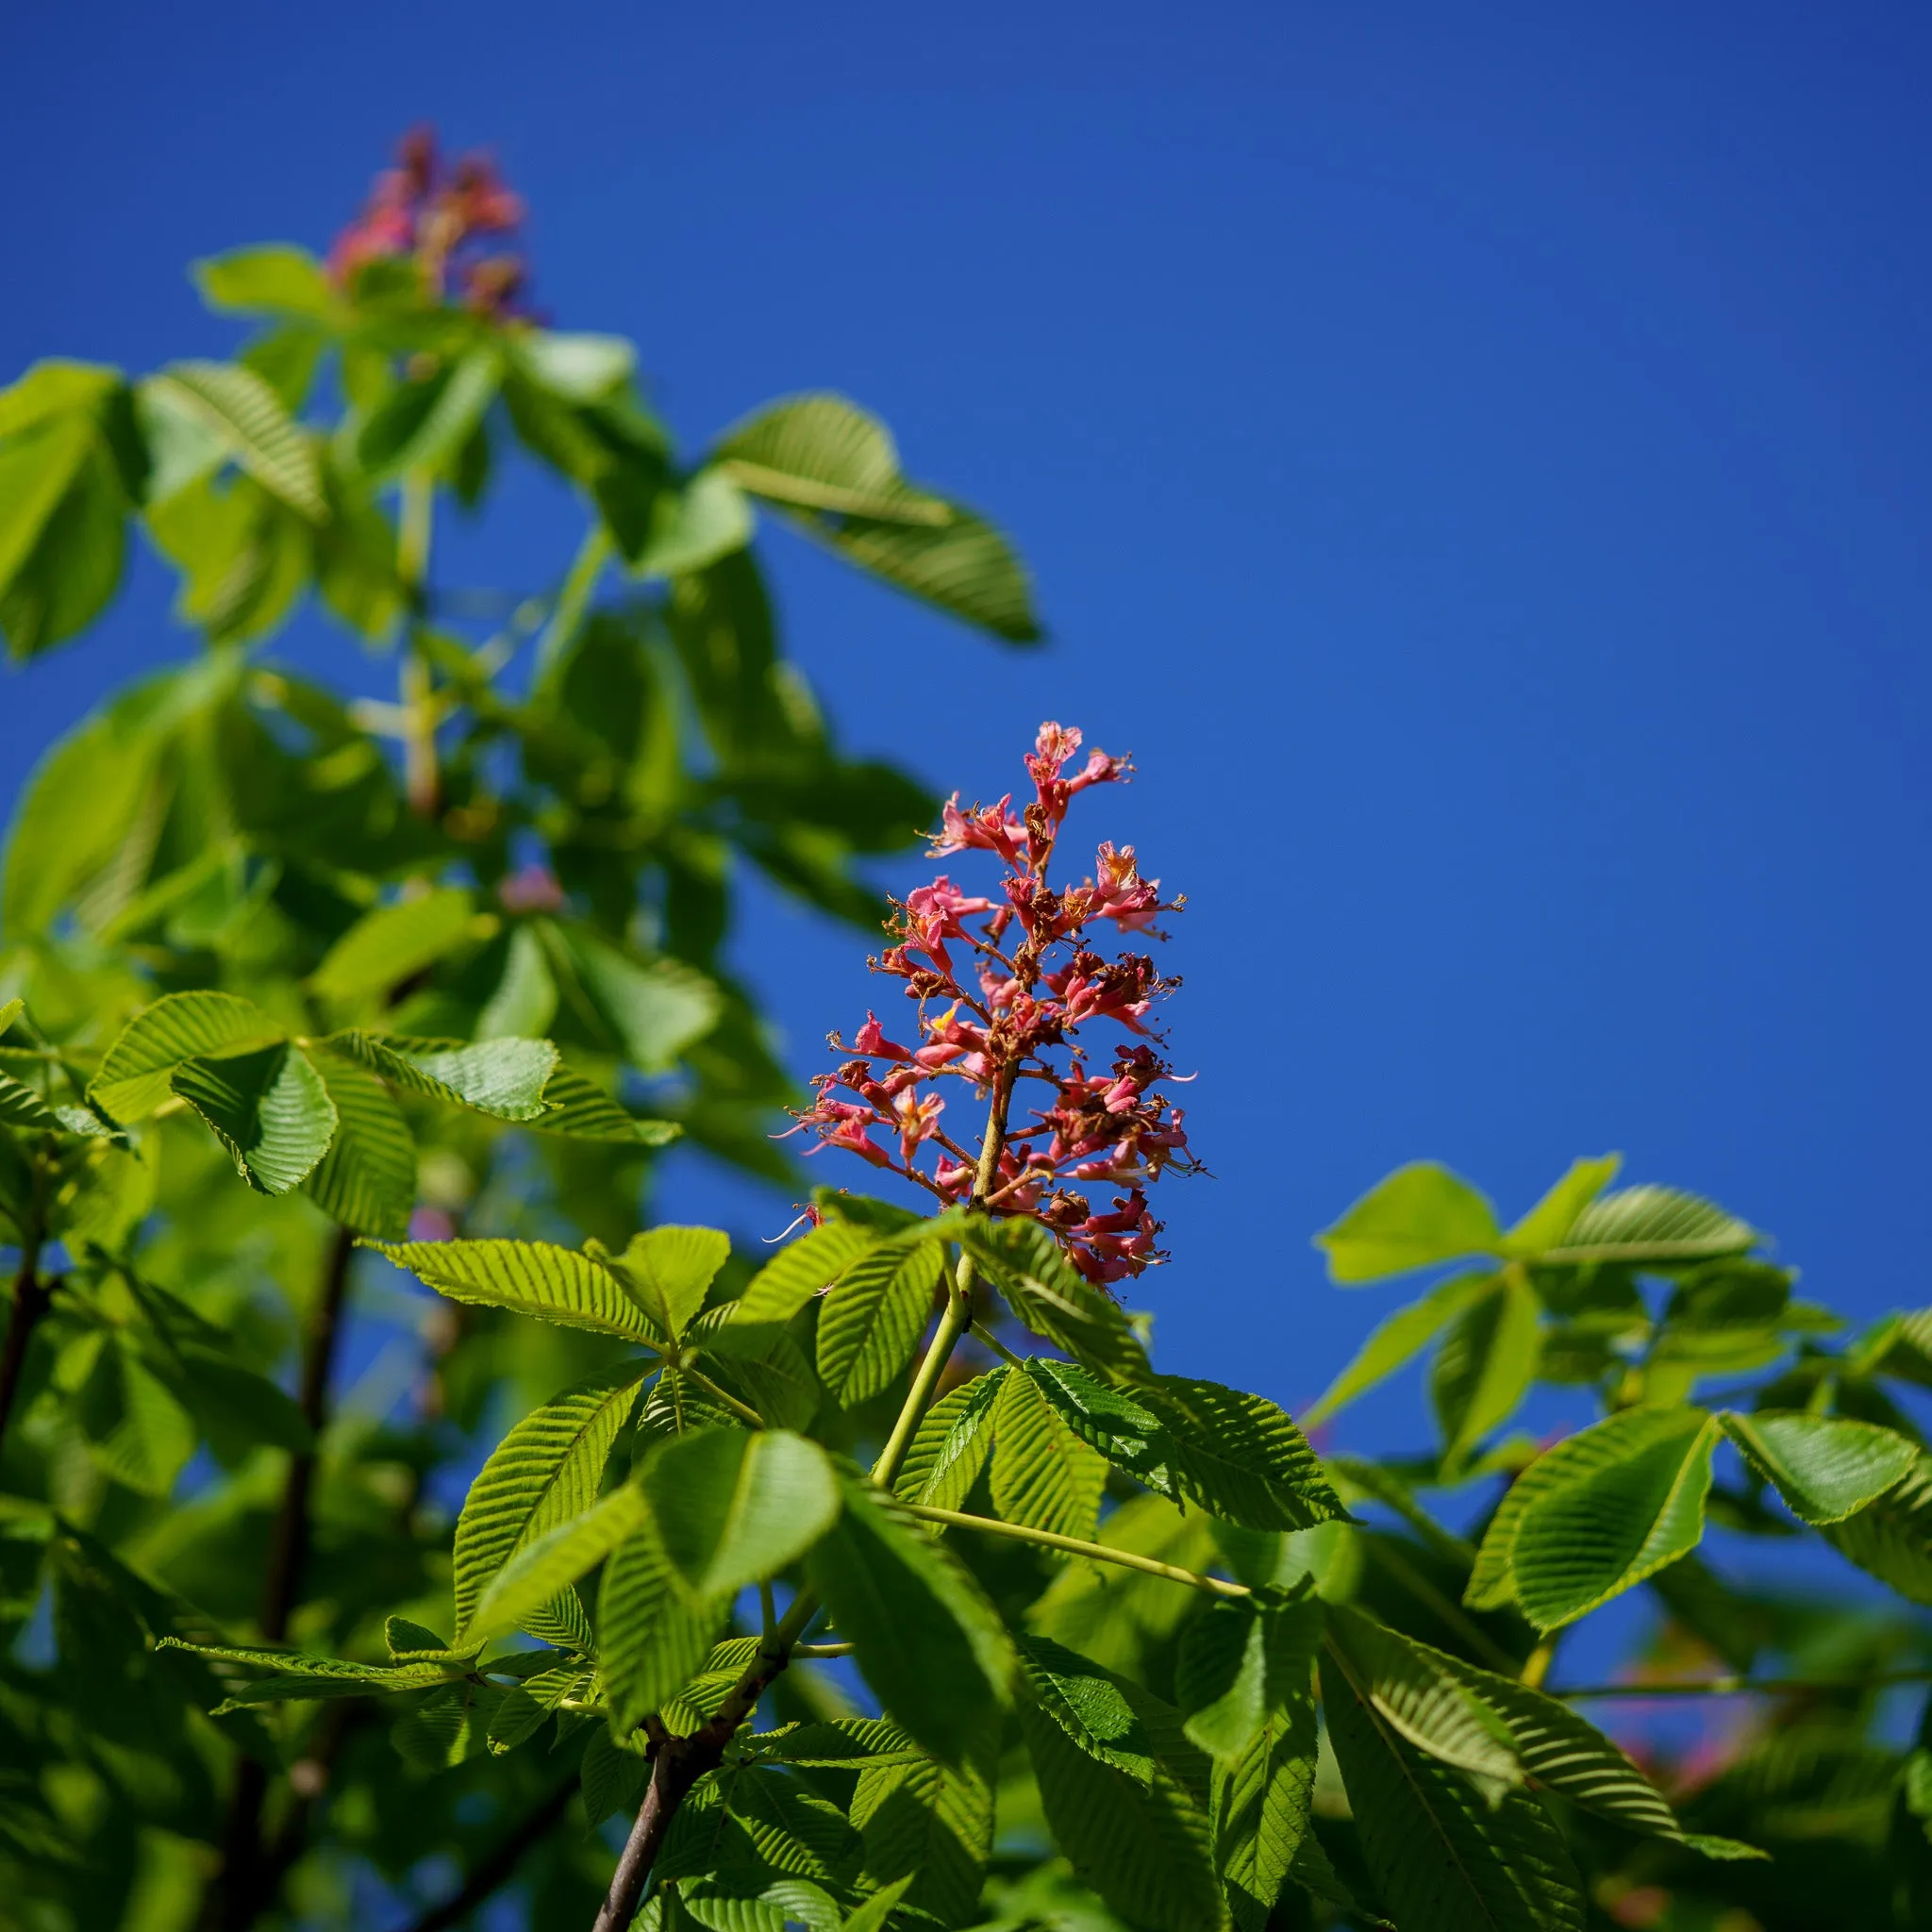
[213,1224,358,1932]
[406,1774,579,1932]
[592,1642,796,1931]
[0,1242,49,1445]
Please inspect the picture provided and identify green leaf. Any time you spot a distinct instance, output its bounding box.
[1504,1408,1720,1630]
[715,395,951,523]
[303,1047,415,1238]
[308,888,479,1006]
[1143,1376,1349,1532]
[518,330,636,400]
[1324,1604,1521,1783]
[192,245,337,321]
[143,359,324,519]
[808,1474,1013,1763]
[159,1640,467,1710]
[732,1222,879,1330]
[894,1367,1007,1509]
[958,1217,1152,1384]
[76,1332,196,1497]
[172,1041,338,1195]
[1305,1271,1495,1426]
[468,1481,652,1641]
[580,1727,649,1829]
[1215,1701,1320,1932]
[592,1225,730,1343]
[641,1427,841,1601]
[530,1060,679,1145]
[989,1363,1107,1541]
[1499,1155,1622,1257]
[1823,1455,1932,1605]
[167,1341,313,1457]
[1320,1650,1585,1932]
[598,1519,730,1731]
[550,924,723,1072]
[0,1065,121,1141]
[1430,1269,1541,1472]
[1018,1666,1226,1932]
[1426,1651,1685,1842]
[452,1360,646,1640]
[357,348,502,482]
[477,923,558,1040]
[368,1237,658,1341]
[1315,1162,1503,1284]
[803,502,1041,643]
[1544,1184,1757,1264]
[635,467,755,578]
[1719,1410,1919,1526]
[324,1030,559,1123]
[849,1722,997,1925]
[1177,1593,1322,1769]
[837,1876,913,1932]
[1016,1632,1158,1786]
[90,991,284,1121]
[816,1236,945,1407]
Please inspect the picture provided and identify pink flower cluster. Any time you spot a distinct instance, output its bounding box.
[788,724,1196,1285]
[330,127,528,315]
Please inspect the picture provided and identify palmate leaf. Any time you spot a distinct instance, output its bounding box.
[144,358,325,519]
[323,1029,558,1122]
[1018,1654,1227,1932]
[808,1473,1013,1765]
[592,1225,730,1342]
[1215,1699,1320,1932]
[958,1217,1152,1385]
[1016,1633,1158,1785]
[172,1041,338,1195]
[849,1724,996,1926]
[1316,1162,1503,1284]
[1483,1407,1720,1631]
[369,1236,658,1341]
[1430,1269,1541,1472]
[451,1359,647,1640]
[1305,1271,1496,1426]
[641,1427,841,1602]
[1176,1592,1323,1768]
[1324,1605,1521,1784]
[89,990,284,1121]
[1719,1410,1920,1525]
[1320,1651,1586,1932]
[1497,1154,1623,1256]
[1823,1455,1932,1605]
[530,1059,681,1145]
[730,1221,879,1331]
[307,886,479,1005]
[894,1366,1007,1509]
[990,1364,1107,1541]
[303,1046,414,1238]
[816,1235,946,1407]
[1145,1375,1349,1532]
[598,1519,729,1732]
[468,1481,652,1641]
[1544,1184,1757,1264]
[713,393,947,521]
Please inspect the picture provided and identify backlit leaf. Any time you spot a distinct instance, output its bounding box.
[90,991,284,1122]
[303,1046,414,1238]
[1316,1162,1503,1284]
[308,887,478,1006]
[1305,1271,1494,1426]
[817,1236,945,1407]
[144,359,324,519]
[172,1041,338,1195]
[894,1367,1007,1510]
[989,1364,1107,1542]
[1719,1410,1919,1526]
[369,1237,658,1341]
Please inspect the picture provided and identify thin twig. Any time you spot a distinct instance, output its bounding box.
[1557,1669,1932,1700]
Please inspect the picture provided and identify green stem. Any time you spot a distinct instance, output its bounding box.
[903,1504,1253,1599]
[397,472,440,820]
[681,1365,764,1430]
[534,523,612,680]
[1557,1669,1932,1700]
[969,1318,1024,1368]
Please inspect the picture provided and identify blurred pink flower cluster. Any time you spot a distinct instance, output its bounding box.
[330,126,527,315]
[790,723,1196,1285]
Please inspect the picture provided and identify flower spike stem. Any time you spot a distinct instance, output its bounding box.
[903,1503,1254,1600]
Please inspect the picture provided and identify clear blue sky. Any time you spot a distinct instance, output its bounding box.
[7,2,1931,1470]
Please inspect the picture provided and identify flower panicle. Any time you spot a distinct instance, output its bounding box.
[329,125,529,317]
[789,722,1194,1287]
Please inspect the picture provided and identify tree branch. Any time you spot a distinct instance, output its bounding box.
[0,1241,49,1445]
[214,1224,357,1932]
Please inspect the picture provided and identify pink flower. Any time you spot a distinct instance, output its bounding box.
[931,793,1025,864]
[853,1012,911,1062]
[497,863,565,913]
